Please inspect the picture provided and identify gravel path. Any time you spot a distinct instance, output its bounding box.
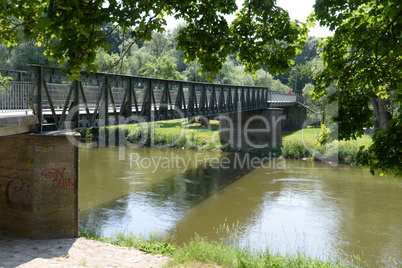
[0,232,171,268]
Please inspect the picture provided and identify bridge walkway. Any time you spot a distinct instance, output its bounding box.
[1,65,304,135]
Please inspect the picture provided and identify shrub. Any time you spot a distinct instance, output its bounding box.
[338,144,361,164]
[281,141,312,159]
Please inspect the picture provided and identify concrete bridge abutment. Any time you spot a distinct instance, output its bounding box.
[0,131,79,239]
[282,106,307,131]
[219,108,284,149]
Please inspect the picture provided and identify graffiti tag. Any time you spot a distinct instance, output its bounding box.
[5,179,32,211]
[41,168,76,189]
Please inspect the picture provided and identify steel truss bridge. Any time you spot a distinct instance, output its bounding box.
[1,65,305,133]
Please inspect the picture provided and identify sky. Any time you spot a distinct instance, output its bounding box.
[166,0,332,38]
[276,0,332,37]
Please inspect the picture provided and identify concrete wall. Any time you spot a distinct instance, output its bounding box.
[219,108,284,149]
[270,93,297,102]
[282,106,307,131]
[0,131,79,239]
[0,114,37,136]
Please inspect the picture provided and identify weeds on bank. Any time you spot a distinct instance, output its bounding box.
[282,128,372,164]
[79,230,175,255]
[105,233,176,255]
[78,119,372,165]
[280,141,362,164]
[170,236,351,268]
[79,231,352,268]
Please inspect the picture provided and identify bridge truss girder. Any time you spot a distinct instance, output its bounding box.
[30,65,272,131]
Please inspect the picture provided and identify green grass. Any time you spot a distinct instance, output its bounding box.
[79,227,176,255]
[283,128,372,148]
[282,128,372,164]
[79,231,353,268]
[103,119,225,150]
[89,119,372,165]
[169,235,353,268]
[283,128,322,143]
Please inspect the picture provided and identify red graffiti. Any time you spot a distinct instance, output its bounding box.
[41,168,76,189]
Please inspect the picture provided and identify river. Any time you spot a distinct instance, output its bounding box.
[78,146,402,267]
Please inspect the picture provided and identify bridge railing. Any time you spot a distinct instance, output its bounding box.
[1,65,302,131]
[0,81,33,113]
[0,69,35,114]
[28,65,273,131]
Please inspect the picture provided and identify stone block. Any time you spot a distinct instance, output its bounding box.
[219,108,284,149]
[0,131,80,239]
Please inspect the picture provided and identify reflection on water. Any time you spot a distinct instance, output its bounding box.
[79,147,402,267]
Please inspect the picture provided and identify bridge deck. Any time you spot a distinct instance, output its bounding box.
[0,112,37,136]
[1,65,305,135]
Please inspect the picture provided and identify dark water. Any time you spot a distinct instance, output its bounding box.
[79,146,402,267]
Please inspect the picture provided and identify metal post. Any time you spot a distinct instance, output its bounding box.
[72,80,79,129]
[127,77,133,118]
[36,66,43,132]
[103,76,109,126]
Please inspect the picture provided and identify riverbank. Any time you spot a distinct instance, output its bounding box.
[77,232,357,268]
[77,119,372,165]
[0,230,357,267]
[0,231,170,268]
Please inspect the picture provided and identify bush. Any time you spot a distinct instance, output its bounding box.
[338,144,361,164]
[74,128,94,140]
[281,141,313,159]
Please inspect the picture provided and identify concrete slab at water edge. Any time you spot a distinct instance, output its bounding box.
[0,231,171,268]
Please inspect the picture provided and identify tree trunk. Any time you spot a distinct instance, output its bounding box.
[371,97,390,129]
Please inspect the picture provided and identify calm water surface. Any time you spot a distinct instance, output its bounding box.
[79,146,402,267]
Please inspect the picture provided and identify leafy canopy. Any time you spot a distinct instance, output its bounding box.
[312,0,402,176]
[0,0,306,80]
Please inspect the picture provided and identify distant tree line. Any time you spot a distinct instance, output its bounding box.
[0,24,321,95]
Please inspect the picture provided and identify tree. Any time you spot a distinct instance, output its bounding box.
[0,44,11,69]
[101,23,129,54]
[293,36,321,66]
[275,36,320,87]
[288,62,314,92]
[139,55,185,80]
[95,49,123,73]
[312,0,402,176]
[0,0,306,80]
[212,59,251,85]
[182,61,207,82]
[6,40,58,71]
[142,32,173,59]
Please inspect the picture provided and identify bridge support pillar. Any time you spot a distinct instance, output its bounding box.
[282,106,307,131]
[0,131,80,239]
[219,108,284,149]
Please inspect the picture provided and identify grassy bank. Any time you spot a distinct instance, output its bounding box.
[77,119,223,151]
[79,118,372,165]
[282,128,372,164]
[79,231,354,268]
